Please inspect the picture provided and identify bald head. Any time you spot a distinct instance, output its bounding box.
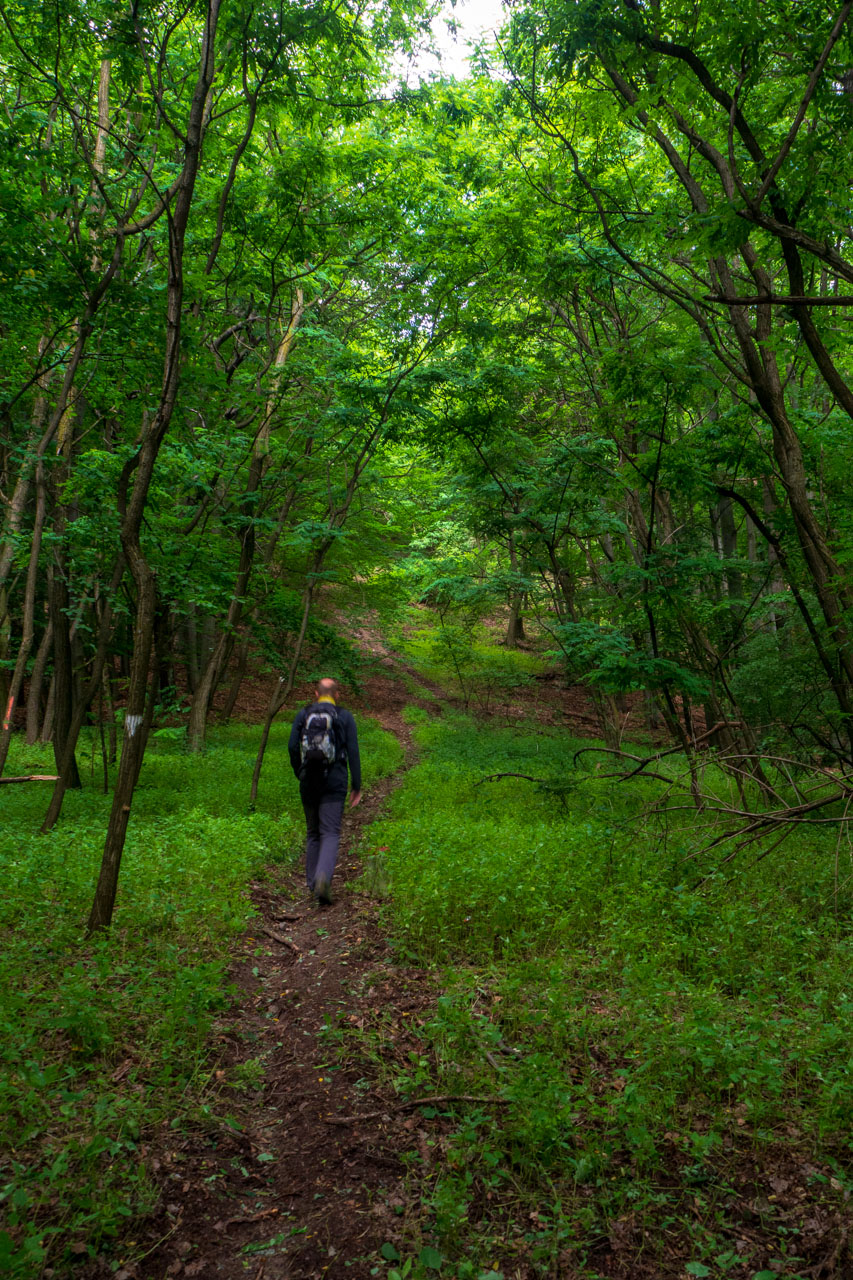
[315,677,339,701]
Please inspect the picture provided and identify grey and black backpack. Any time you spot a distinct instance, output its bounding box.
[298,703,340,797]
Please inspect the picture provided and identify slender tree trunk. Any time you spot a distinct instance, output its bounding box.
[0,335,52,622]
[41,556,124,830]
[184,608,200,693]
[249,575,319,807]
[0,462,48,775]
[0,590,9,723]
[506,601,526,648]
[505,534,526,648]
[87,578,159,931]
[26,619,53,744]
[200,615,215,670]
[717,495,742,605]
[219,633,250,721]
[103,662,117,764]
[187,461,261,751]
[762,478,785,634]
[41,675,55,743]
[590,687,621,750]
[48,564,82,790]
[87,0,221,934]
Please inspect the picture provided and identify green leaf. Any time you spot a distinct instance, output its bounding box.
[419,1246,442,1270]
[380,1242,401,1262]
[686,1266,712,1278]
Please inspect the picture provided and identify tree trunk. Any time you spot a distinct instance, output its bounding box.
[40,556,124,830]
[505,603,526,648]
[716,495,742,603]
[40,674,55,744]
[249,576,318,807]
[26,620,53,745]
[200,614,216,670]
[0,461,48,775]
[103,662,117,764]
[762,477,785,634]
[590,687,621,749]
[48,564,81,790]
[184,607,200,693]
[87,0,221,934]
[505,534,526,648]
[187,459,261,751]
[87,578,159,932]
[219,633,250,721]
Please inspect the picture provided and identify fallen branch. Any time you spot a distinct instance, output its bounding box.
[572,722,730,775]
[0,774,60,784]
[323,1093,513,1125]
[221,1207,280,1231]
[475,772,537,786]
[262,926,299,953]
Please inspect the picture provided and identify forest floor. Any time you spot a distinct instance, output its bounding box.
[88,639,852,1280]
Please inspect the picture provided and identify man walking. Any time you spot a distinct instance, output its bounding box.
[288,678,361,905]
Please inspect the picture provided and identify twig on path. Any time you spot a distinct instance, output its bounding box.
[262,926,299,953]
[221,1207,280,1231]
[322,1093,512,1125]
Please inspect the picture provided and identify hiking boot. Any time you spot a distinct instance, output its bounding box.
[314,875,332,906]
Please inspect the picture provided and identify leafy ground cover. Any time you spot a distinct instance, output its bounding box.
[393,613,552,715]
[350,708,853,1279]
[0,718,401,1278]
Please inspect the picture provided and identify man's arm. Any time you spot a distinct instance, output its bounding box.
[288,712,304,778]
[342,712,361,803]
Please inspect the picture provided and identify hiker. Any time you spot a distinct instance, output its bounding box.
[288,678,362,905]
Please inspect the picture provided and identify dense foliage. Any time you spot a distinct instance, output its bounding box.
[3,0,853,1273]
[359,702,853,1277]
[3,0,853,898]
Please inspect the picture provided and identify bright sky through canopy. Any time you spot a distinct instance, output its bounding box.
[400,0,506,81]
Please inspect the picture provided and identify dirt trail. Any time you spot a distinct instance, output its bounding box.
[122,661,436,1280]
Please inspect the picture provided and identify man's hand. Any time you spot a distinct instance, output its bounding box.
[350,790,362,808]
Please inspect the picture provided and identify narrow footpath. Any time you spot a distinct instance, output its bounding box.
[124,664,439,1280]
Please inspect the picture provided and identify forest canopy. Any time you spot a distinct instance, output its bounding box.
[1,0,853,914]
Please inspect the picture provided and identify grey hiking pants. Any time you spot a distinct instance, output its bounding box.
[301,789,346,890]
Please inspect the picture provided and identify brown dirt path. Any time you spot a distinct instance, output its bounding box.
[116,663,437,1280]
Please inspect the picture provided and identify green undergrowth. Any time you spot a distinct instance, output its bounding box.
[355,708,853,1279]
[0,716,400,1278]
[394,614,553,712]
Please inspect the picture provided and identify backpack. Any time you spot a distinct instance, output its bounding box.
[298,703,341,796]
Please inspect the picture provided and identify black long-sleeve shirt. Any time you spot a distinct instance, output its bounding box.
[288,703,361,796]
